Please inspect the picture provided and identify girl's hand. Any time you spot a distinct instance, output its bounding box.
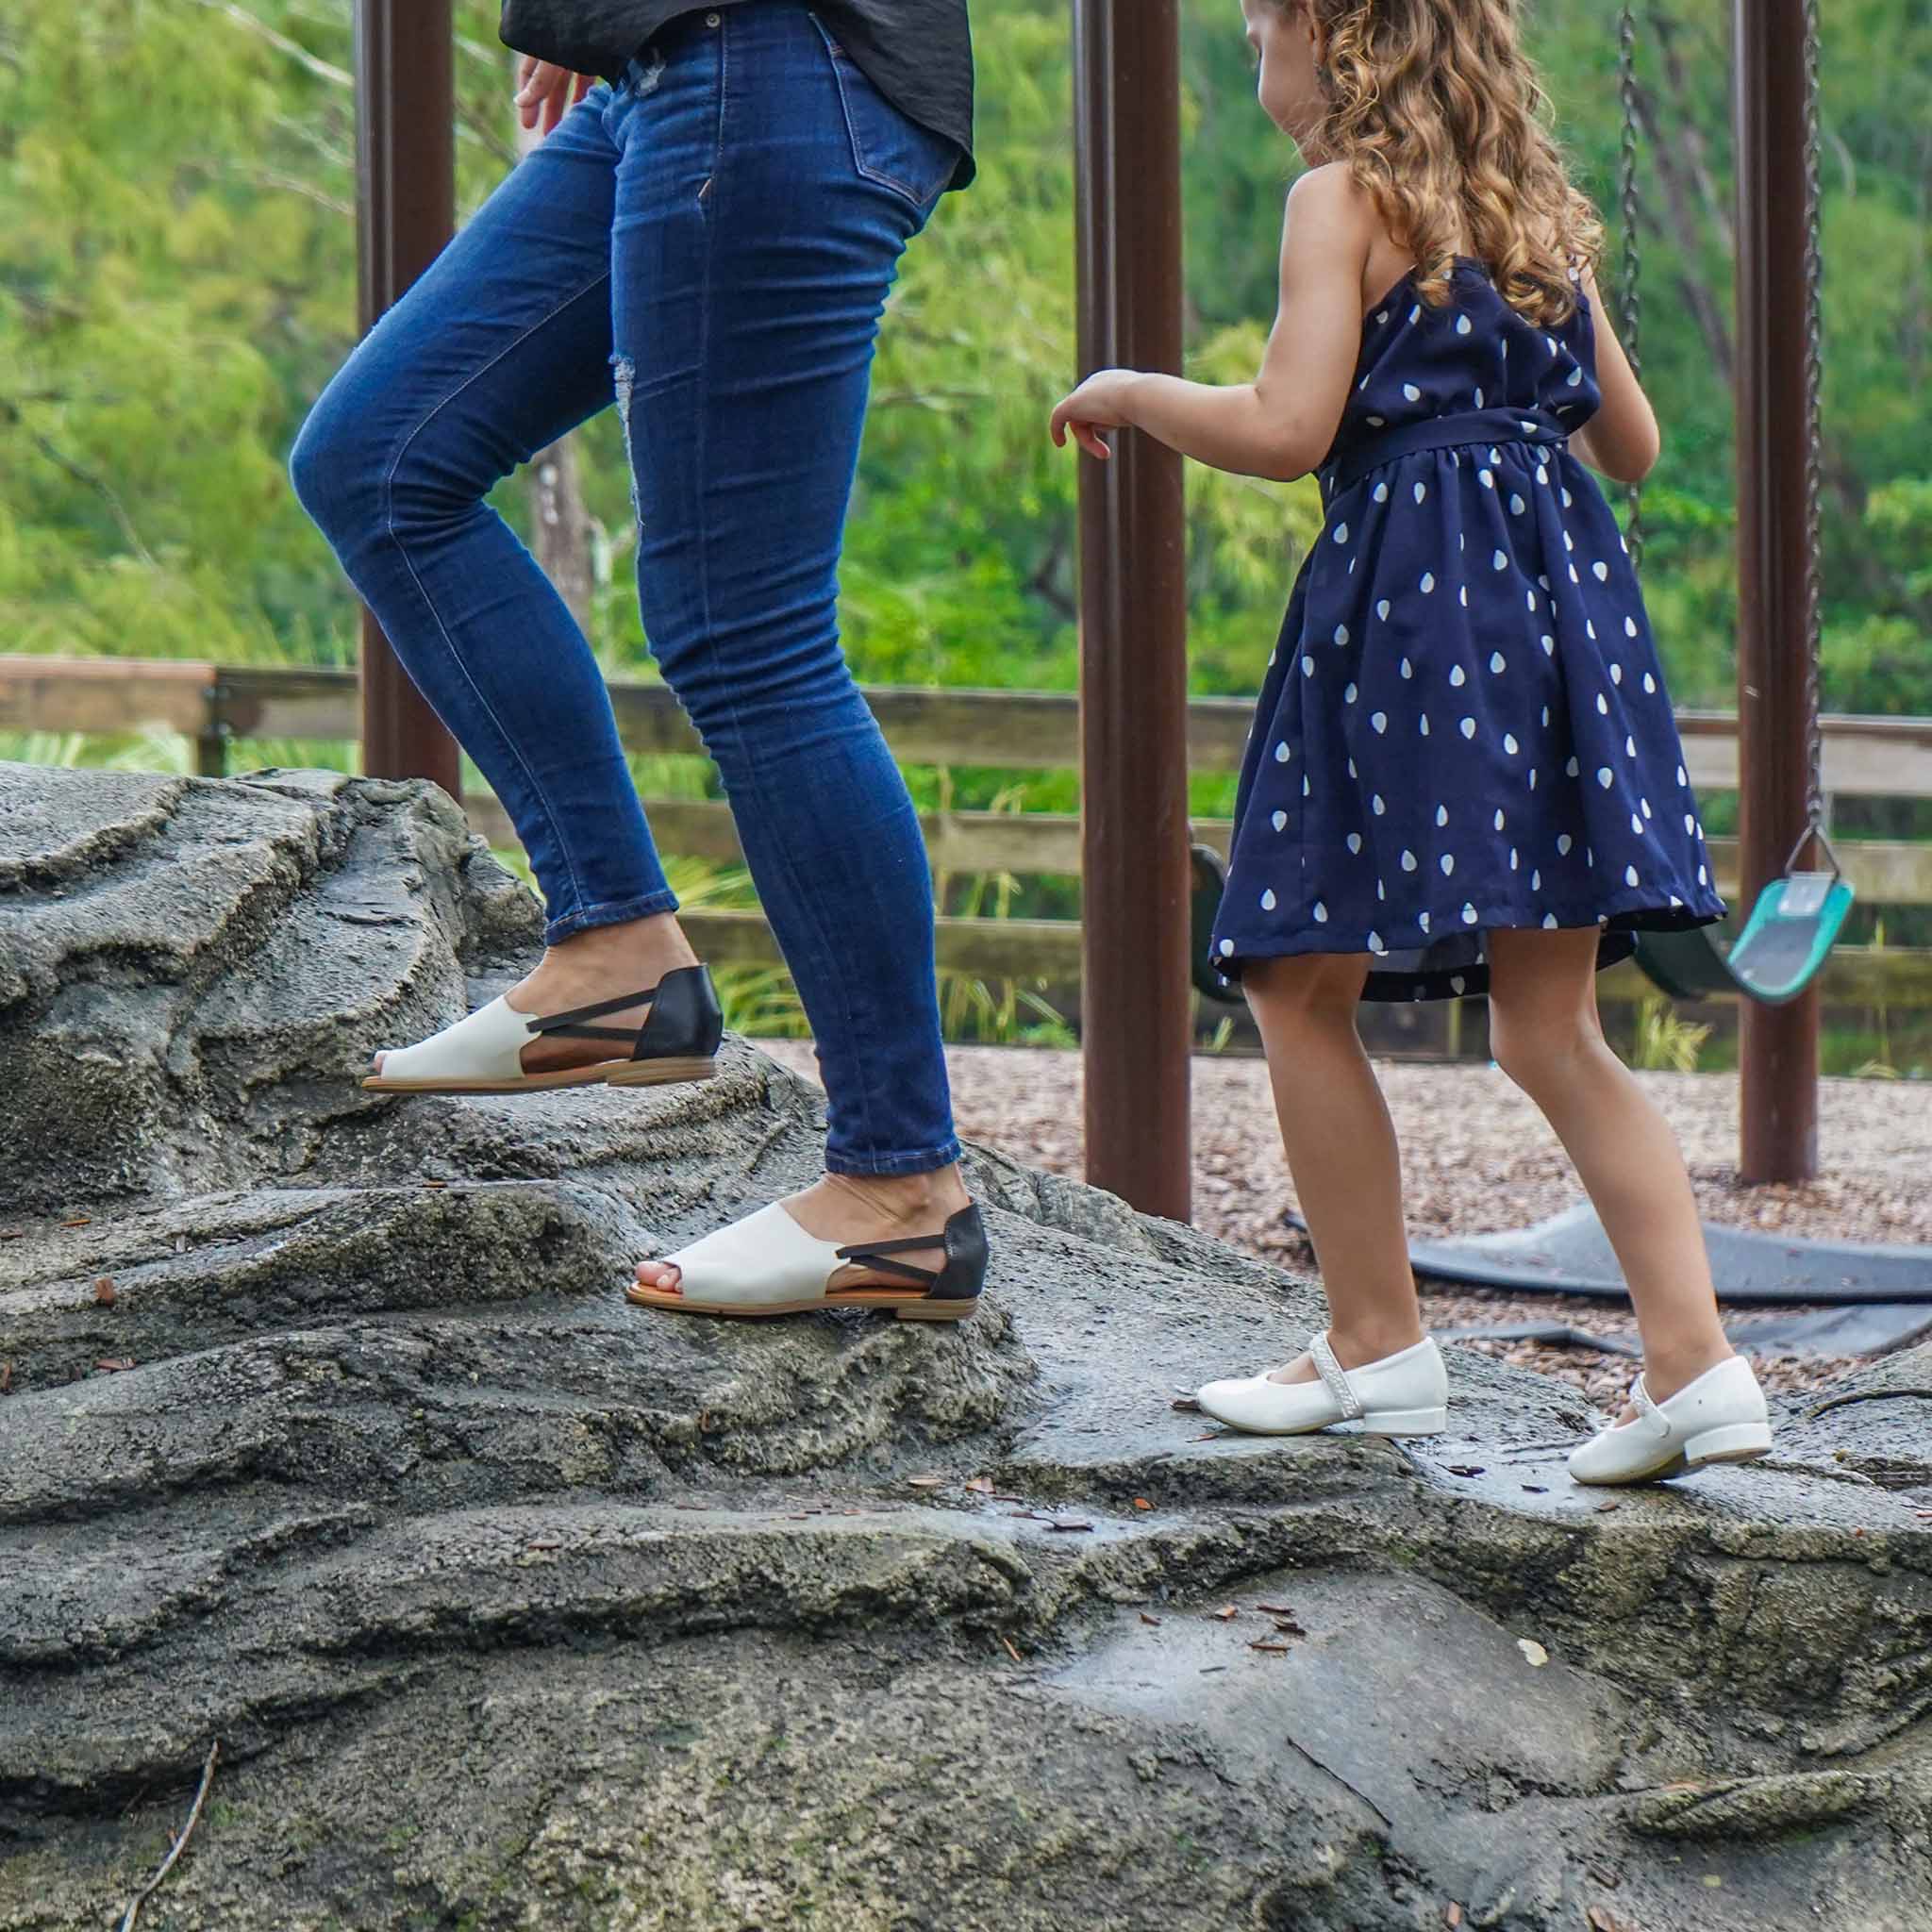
[1050,369,1143,460]
[515,55,594,136]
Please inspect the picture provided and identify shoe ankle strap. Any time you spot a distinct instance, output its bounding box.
[1309,1331,1365,1422]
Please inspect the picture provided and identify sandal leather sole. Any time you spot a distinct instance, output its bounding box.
[625,1283,979,1322]
[363,1056,718,1095]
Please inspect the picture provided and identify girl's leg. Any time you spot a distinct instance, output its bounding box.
[1483,925,1732,1408]
[608,9,970,1288]
[1242,951,1424,1379]
[290,88,696,1071]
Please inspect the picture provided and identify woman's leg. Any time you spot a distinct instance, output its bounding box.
[290,87,698,1070]
[610,10,970,1288]
[1241,952,1424,1378]
[1484,925,1733,1407]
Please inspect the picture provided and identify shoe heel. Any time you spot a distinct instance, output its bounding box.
[1684,1421,1772,1468]
[1363,1406,1447,1437]
[606,1057,717,1089]
[896,1298,978,1323]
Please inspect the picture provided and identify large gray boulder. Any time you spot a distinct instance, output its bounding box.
[1,759,1927,1931]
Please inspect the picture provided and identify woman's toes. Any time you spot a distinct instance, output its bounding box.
[371,1051,387,1074]
[633,1259,681,1293]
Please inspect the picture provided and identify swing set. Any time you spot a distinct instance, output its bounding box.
[1612,3,1855,1009]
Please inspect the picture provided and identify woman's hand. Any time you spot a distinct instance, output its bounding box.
[515,55,594,136]
[1049,369,1144,460]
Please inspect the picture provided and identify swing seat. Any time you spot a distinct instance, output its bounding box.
[1634,861,1854,1008]
[1191,841,1241,1002]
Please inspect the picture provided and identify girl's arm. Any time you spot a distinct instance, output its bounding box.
[1569,265,1661,485]
[1051,164,1372,483]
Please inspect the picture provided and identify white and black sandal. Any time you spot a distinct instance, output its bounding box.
[627,1201,988,1321]
[363,962,723,1094]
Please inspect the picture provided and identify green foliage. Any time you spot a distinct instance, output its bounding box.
[1632,993,1712,1074]
[4,0,1927,715]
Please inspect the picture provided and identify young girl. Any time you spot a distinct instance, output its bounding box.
[1050,0,1772,1486]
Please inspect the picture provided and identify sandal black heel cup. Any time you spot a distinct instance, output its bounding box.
[628,963,724,1063]
[525,963,724,1065]
[835,1203,989,1305]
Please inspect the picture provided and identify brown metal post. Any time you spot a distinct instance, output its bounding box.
[353,0,462,795]
[1073,0,1191,1222]
[1733,3,1819,1182]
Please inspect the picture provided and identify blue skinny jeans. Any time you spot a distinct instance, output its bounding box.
[291,4,962,1177]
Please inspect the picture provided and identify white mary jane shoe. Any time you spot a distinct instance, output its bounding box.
[1567,1355,1772,1486]
[627,1201,989,1322]
[1196,1332,1448,1438]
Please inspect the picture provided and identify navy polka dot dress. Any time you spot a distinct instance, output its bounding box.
[1210,260,1726,1002]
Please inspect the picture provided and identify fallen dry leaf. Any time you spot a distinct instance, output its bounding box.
[1248,1641,1291,1655]
[906,1475,946,1490]
[1255,1602,1296,1616]
[1140,1612,1162,1627]
[1215,1606,1240,1623]
[1001,1636,1023,1664]
[93,1277,116,1307]
[61,1218,91,1229]
[94,1357,135,1374]
[422,1179,448,1190]
[1171,1396,1201,1412]
[1445,1906,1463,1930]
[1192,1431,1219,1442]
[525,1539,562,1552]
[964,1476,994,1494]
[1596,1499,1621,1512]
[1045,1522,1094,1534]
[0,1361,11,1395]
[1446,1464,1486,1477]
[1132,1497,1153,1510]
[1517,1638,1550,1668]
[1273,1617,1307,1637]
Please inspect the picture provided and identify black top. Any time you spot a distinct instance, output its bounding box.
[499,2,974,188]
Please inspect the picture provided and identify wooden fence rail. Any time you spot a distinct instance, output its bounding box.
[6,653,1932,1007]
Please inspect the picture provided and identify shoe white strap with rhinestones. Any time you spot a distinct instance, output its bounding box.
[1308,1331,1365,1423]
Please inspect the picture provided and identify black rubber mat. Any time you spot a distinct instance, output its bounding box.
[1287,1199,1932,1356]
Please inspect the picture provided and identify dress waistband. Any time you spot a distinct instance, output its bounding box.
[1321,406,1571,502]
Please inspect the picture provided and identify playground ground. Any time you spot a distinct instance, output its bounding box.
[762,1041,1932,1407]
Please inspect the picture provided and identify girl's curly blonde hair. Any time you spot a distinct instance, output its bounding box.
[1283,0,1603,325]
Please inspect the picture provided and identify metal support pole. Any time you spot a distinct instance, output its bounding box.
[353,0,461,796]
[1733,2,1819,1182]
[1073,0,1191,1222]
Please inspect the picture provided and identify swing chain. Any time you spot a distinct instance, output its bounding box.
[1615,4,1644,576]
[1800,0,1827,848]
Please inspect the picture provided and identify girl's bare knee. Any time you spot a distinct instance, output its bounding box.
[1490,1007,1603,1095]
[1244,954,1364,1032]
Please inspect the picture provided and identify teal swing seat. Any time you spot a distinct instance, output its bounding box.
[1633,828,1854,1008]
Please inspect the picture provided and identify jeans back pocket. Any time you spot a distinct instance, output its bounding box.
[809,13,959,216]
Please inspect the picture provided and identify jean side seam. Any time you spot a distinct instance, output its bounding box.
[698,21,897,1171]
[378,270,614,924]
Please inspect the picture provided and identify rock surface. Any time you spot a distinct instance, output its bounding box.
[1,759,1928,1932]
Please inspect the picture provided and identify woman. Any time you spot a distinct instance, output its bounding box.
[291,1,987,1320]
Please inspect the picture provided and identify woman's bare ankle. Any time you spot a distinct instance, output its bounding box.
[820,1165,971,1227]
[550,912,696,974]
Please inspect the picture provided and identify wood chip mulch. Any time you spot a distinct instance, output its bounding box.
[761,1041,1931,1407]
